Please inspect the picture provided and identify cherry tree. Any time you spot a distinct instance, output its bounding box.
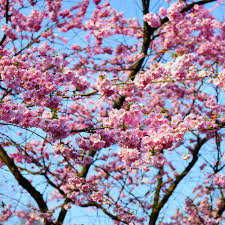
[0,0,225,224]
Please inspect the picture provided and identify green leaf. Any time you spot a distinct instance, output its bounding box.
[51,108,59,119]
[1,201,5,208]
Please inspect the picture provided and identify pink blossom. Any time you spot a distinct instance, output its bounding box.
[0,205,12,222]
[182,153,191,160]
[143,13,161,27]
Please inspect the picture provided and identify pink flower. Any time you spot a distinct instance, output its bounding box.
[182,153,191,160]
[167,2,185,21]
[159,7,167,17]
[0,205,12,222]
[1,24,17,40]
[93,0,101,5]
[143,13,161,27]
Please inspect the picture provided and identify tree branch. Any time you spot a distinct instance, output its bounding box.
[0,0,9,46]
[216,195,225,218]
[56,150,96,224]
[114,0,217,110]
[149,137,207,225]
[81,201,127,224]
[56,199,71,225]
[0,145,52,225]
[150,168,163,223]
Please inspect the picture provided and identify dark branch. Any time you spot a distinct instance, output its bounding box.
[149,138,207,225]
[0,0,9,46]
[114,0,217,110]
[0,145,52,225]
[81,201,127,224]
[150,168,163,223]
[56,199,71,225]
[56,150,96,224]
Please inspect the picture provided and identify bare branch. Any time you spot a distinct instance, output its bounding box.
[0,145,53,225]
[149,137,207,225]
